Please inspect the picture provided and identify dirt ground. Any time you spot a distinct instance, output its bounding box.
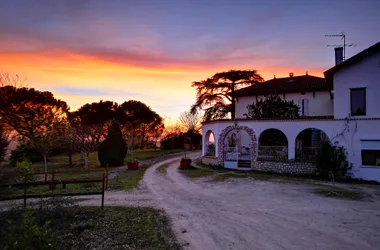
[3,154,380,250]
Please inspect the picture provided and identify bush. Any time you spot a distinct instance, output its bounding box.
[98,120,127,167]
[15,160,34,183]
[316,141,352,180]
[9,141,42,167]
[2,209,57,250]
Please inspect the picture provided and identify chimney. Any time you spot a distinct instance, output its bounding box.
[334,47,343,65]
[289,73,294,77]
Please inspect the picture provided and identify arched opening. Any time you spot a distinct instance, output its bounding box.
[258,129,288,161]
[224,128,252,161]
[204,130,216,156]
[295,128,329,162]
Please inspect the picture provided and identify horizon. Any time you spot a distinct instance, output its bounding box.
[1,0,379,122]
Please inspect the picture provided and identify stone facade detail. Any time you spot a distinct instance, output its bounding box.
[217,125,258,162]
[252,161,316,175]
[201,156,223,166]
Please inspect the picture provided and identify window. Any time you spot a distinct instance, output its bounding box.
[297,99,309,116]
[362,150,380,166]
[350,88,366,116]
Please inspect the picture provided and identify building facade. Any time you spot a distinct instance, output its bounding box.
[201,42,380,181]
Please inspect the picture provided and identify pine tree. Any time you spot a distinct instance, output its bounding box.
[98,120,127,167]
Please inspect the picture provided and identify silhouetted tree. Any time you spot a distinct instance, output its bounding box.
[73,100,118,144]
[117,100,164,150]
[191,70,264,120]
[0,85,69,172]
[244,95,299,119]
[98,120,127,167]
[179,110,201,132]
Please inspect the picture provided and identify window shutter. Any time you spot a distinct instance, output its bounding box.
[304,99,309,115]
[297,99,302,115]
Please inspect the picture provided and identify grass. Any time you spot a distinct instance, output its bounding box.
[0,206,181,250]
[156,160,177,175]
[313,185,368,200]
[179,165,218,178]
[108,165,150,191]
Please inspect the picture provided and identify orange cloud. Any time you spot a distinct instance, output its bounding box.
[0,48,325,121]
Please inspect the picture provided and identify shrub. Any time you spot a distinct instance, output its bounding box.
[9,142,42,167]
[98,120,127,167]
[316,141,352,180]
[3,209,57,250]
[15,160,34,183]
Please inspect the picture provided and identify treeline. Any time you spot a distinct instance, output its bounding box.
[0,77,164,170]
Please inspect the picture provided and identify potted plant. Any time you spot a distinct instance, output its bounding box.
[180,152,191,169]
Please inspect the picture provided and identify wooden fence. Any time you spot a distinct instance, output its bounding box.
[0,168,108,209]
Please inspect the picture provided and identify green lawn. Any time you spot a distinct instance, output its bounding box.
[0,206,181,250]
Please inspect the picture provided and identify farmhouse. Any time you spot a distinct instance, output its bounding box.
[201,42,380,181]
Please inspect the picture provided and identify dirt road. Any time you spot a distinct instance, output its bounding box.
[143,154,380,250]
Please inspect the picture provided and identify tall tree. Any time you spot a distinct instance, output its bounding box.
[244,95,300,119]
[0,85,69,172]
[191,70,264,120]
[178,110,201,132]
[73,101,118,144]
[117,100,163,149]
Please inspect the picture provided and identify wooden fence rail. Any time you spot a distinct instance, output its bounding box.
[0,171,107,209]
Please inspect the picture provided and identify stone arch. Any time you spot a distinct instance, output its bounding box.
[218,125,257,161]
[204,130,216,156]
[295,128,329,161]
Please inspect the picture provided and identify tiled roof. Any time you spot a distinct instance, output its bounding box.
[202,116,335,124]
[231,74,331,97]
[324,41,380,83]
[202,116,380,125]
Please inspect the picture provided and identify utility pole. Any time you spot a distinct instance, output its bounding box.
[325,32,356,61]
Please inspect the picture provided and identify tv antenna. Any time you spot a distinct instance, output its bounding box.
[325,32,356,61]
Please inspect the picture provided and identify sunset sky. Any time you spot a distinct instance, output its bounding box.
[1,0,379,123]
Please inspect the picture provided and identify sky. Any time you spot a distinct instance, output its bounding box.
[0,0,379,123]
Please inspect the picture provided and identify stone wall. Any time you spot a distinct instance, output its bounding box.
[252,161,316,175]
[201,156,223,166]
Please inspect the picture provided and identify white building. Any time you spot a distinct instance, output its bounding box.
[201,42,380,181]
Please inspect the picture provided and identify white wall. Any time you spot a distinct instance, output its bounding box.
[334,51,380,119]
[202,118,380,181]
[235,91,333,119]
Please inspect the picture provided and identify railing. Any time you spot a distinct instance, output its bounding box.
[258,146,288,161]
[295,147,318,162]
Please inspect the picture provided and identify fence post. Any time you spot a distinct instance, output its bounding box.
[101,173,105,209]
[23,175,27,209]
[106,164,109,190]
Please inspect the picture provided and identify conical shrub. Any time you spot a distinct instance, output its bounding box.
[98,120,127,167]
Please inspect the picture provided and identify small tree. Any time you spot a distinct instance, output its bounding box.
[316,141,352,180]
[98,120,127,167]
[244,95,299,119]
